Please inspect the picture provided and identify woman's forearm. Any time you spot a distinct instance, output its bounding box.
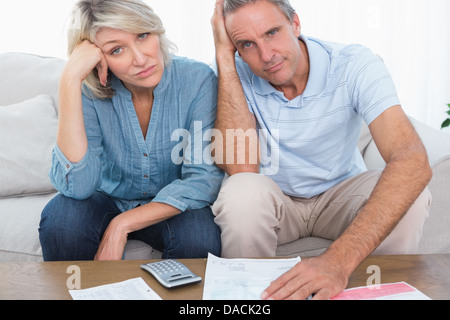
[56,71,89,163]
[120,201,182,234]
[56,40,108,164]
[95,202,182,260]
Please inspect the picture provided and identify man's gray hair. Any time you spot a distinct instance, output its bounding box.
[223,0,296,21]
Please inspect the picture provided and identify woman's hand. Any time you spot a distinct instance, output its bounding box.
[57,40,109,163]
[94,215,129,261]
[64,40,109,86]
[94,202,181,261]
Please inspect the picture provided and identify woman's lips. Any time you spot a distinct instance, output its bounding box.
[136,65,156,78]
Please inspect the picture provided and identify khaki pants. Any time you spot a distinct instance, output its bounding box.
[212,171,432,258]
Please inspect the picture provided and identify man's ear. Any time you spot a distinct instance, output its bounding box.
[292,13,301,37]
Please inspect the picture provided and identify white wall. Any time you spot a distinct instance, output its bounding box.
[1,0,449,131]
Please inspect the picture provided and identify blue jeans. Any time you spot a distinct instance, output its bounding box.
[39,192,221,261]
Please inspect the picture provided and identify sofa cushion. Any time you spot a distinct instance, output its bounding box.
[0,53,65,109]
[0,193,56,262]
[123,240,162,260]
[0,95,57,198]
[276,237,333,257]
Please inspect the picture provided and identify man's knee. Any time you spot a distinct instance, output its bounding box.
[212,173,278,215]
[211,173,283,258]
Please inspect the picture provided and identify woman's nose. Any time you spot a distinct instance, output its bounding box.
[132,47,147,66]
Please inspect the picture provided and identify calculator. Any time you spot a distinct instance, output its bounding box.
[140,260,202,289]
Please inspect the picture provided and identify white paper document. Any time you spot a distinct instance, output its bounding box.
[203,253,300,300]
[69,277,162,300]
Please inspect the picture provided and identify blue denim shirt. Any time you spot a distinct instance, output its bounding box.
[50,56,224,212]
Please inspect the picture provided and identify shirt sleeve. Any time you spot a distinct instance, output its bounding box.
[152,70,224,211]
[48,92,103,200]
[346,47,401,125]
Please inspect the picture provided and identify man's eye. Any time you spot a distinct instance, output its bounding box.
[268,29,278,36]
[243,42,253,49]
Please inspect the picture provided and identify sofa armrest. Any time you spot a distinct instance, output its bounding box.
[409,118,450,166]
[360,116,450,254]
[362,117,450,170]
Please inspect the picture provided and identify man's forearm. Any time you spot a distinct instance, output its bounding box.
[324,146,432,278]
[214,55,260,175]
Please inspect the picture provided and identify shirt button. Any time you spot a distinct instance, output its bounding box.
[66,164,71,169]
[144,175,149,178]
[144,153,148,157]
[143,192,148,196]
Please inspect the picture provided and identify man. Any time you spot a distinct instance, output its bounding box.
[210,0,432,300]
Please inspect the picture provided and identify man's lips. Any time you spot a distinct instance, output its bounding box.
[265,60,284,73]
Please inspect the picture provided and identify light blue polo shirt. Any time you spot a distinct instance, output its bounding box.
[235,35,401,198]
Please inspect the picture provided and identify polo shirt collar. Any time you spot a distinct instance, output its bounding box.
[252,34,330,101]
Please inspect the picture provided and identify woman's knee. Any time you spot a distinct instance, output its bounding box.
[39,194,79,236]
[41,192,119,227]
[39,193,120,260]
[168,207,221,258]
[39,194,84,260]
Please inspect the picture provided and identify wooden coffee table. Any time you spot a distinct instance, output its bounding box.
[0,254,449,300]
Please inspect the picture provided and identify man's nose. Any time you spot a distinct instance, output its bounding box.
[259,42,274,63]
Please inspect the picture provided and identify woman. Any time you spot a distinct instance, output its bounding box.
[39,0,224,261]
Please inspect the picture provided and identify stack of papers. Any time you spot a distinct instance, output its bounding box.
[331,282,431,300]
[203,253,301,300]
[69,255,431,300]
[69,277,162,300]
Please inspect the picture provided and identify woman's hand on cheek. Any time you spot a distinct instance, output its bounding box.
[65,40,109,86]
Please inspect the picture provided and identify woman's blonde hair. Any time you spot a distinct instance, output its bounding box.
[68,0,176,99]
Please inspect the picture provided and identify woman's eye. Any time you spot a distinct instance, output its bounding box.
[138,33,150,40]
[111,47,122,55]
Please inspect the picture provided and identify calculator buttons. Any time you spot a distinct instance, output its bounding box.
[140,260,202,289]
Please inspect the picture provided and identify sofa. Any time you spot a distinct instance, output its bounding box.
[1,52,450,262]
